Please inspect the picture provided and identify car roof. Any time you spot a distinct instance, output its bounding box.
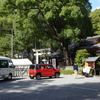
[0,56,11,60]
[30,64,52,66]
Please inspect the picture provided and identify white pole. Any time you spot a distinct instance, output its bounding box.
[11,29,13,58]
[36,51,38,64]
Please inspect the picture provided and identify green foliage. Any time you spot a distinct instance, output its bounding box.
[40,54,51,58]
[0,52,4,56]
[97,61,100,66]
[60,70,82,75]
[0,34,11,57]
[60,70,74,75]
[0,0,93,63]
[40,35,61,51]
[75,49,90,67]
[90,9,100,35]
[2,0,92,42]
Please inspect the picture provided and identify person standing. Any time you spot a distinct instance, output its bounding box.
[83,65,91,77]
[73,62,78,79]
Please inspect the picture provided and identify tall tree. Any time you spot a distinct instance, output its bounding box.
[0,34,11,56]
[0,0,93,65]
[0,1,12,35]
[0,1,14,57]
[90,9,100,35]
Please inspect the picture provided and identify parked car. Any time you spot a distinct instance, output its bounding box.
[0,57,15,80]
[29,64,60,80]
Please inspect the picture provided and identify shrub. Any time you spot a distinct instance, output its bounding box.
[75,49,90,66]
[60,70,82,75]
[60,70,74,75]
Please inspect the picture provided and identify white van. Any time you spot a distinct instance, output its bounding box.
[0,57,15,80]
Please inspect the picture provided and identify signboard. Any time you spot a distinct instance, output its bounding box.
[52,59,56,68]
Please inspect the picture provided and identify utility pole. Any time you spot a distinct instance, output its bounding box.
[11,9,17,59]
[11,29,13,58]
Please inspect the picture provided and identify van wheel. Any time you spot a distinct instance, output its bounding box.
[4,78,8,80]
[8,74,12,80]
[36,74,41,80]
[55,73,60,78]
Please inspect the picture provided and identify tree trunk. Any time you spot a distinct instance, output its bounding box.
[61,39,71,66]
[63,46,71,66]
[26,47,34,63]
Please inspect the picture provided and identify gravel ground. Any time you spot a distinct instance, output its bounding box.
[0,75,100,100]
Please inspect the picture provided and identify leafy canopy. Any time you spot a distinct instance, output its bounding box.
[0,0,93,42]
[90,9,100,35]
[0,0,93,63]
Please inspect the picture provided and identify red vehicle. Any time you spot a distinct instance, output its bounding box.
[29,64,60,80]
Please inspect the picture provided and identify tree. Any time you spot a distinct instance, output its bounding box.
[0,0,93,65]
[0,0,14,35]
[0,1,15,58]
[0,34,11,57]
[75,49,90,67]
[90,9,100,35]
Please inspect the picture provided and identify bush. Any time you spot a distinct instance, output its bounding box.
[75,49,90,66]
[60,70,82,75]
[60,70,74,75]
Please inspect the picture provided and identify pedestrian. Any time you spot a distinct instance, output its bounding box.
[73,62,78,79]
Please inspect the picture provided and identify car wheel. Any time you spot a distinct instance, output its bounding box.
[30,76,34,79]
[36,74,41,80]
[55,73,60,78]
[8,74,12,80]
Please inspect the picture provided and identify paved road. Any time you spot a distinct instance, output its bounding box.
[0,75,100,100]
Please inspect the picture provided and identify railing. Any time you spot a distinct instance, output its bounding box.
[14,65,29,77]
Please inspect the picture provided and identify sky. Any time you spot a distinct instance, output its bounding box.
[89,0,100,11]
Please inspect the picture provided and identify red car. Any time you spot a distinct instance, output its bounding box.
[29,64,60,80]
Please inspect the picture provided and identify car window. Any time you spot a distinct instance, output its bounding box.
[9,60,14,68]
[36,65,38,69]
[47,65,53,69]
[40,66,45,69]
[0,60,8,68]
[30,65,38,69]
[30,65,35,69]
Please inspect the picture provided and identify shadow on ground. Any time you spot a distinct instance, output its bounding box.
[0,75,100,100]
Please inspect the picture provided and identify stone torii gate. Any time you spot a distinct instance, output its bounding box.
[32,48,51,64]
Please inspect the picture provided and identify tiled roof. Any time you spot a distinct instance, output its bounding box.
[85,57,99,62]
[79,40,93,46]
[86,35,100,44]
[80,44,100,49]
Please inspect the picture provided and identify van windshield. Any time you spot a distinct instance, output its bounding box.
[0,60,8,68]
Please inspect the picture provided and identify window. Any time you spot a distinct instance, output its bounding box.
[47,65,53,69]
[0,60,8,68]
[36,65,38,69]
[30,65,38,69]
[8,60,14,68]
[30,65,35,69]
[40,66,45,69]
